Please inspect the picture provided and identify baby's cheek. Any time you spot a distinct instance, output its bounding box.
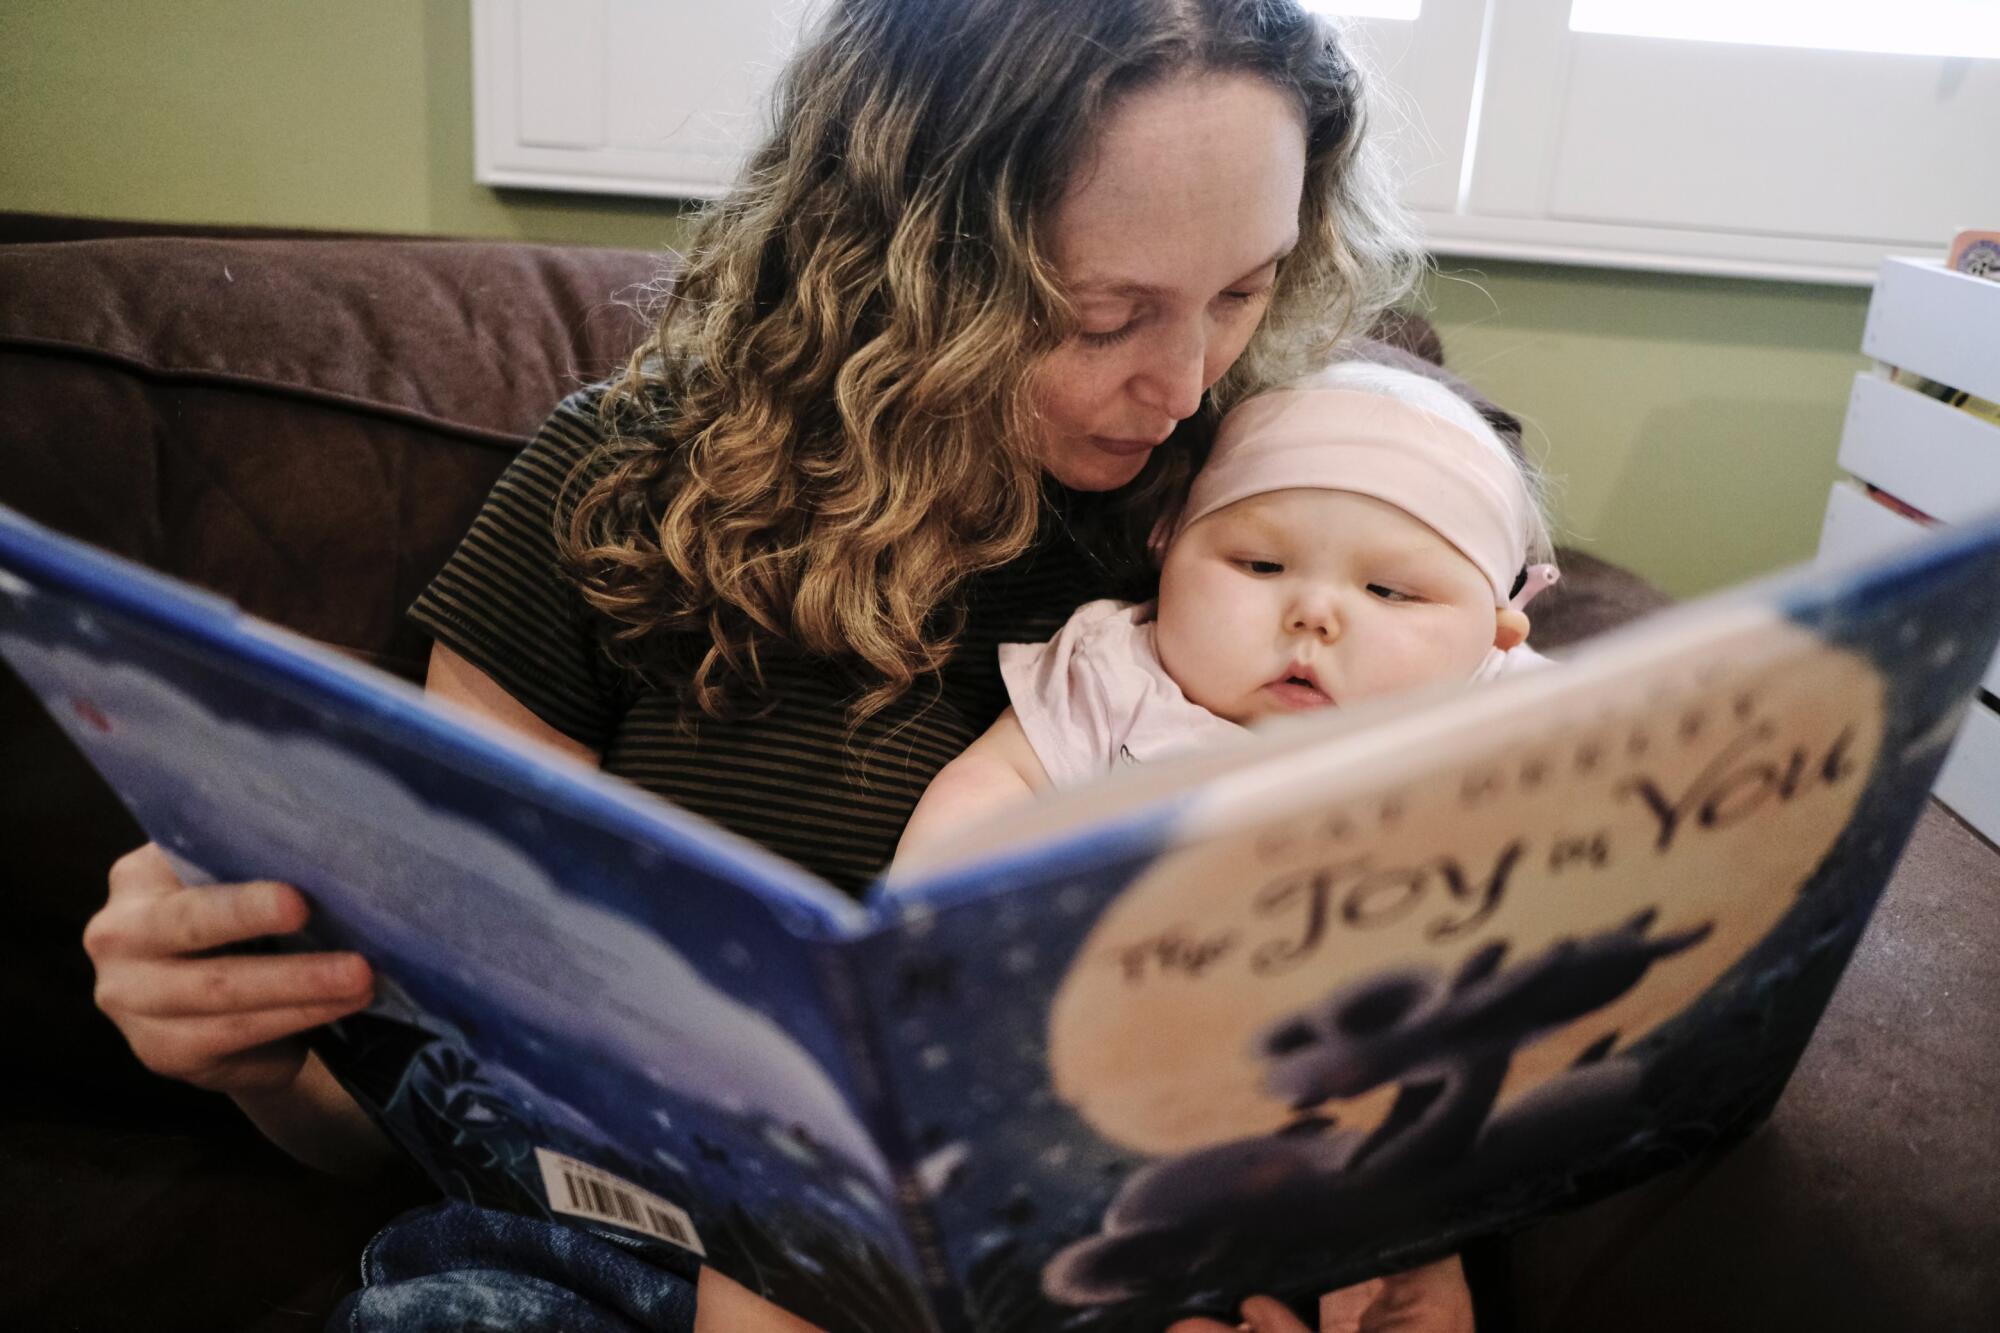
[1435,610,1500,678]
[1373,618,1479,693]
[1159,596,1246,712]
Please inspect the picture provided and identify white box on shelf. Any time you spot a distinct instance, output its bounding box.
[1862,258,2000,405]
[1818,478,1929,559]
[1837,375,2000,524]
[1824,257,2000,845]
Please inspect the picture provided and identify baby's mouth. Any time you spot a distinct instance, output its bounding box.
[1265,669,1334,710]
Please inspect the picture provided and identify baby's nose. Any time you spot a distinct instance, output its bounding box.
[1288,596,1340,639]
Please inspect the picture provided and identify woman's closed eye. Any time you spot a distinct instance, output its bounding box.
[1078,319,1140,349]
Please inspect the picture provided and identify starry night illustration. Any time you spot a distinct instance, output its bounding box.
[5,502,2000,1333]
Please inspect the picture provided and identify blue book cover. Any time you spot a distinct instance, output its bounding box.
[4,500,1999,1331]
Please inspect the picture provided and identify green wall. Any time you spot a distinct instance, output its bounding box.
[1423,264,1866,597]
[0,0,694,250]
[0,0,1869,598]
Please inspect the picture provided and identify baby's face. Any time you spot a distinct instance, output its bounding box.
[1155,489,1500,724]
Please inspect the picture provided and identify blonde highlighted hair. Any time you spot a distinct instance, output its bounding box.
[562,0,1423,726]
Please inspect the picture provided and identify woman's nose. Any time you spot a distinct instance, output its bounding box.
[1133,324,1208,422]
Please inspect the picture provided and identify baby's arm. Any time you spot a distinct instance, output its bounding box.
[892,707,1052,876]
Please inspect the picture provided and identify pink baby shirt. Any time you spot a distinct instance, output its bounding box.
[998,599,1245,790]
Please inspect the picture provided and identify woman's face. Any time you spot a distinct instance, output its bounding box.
[1033,73,1309,491]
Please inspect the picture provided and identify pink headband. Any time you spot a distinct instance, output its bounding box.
[1174,388,1542,608]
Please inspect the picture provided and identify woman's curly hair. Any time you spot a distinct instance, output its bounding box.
[562,0,1421,728]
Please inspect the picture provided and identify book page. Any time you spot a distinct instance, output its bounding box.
[853,514,2000,1328]
[0,513,936,1333]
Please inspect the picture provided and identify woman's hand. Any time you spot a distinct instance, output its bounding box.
[1165,1256,1475,1333]
[84,842,376,1097]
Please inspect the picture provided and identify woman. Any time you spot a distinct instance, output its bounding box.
[84,2,1469,1328]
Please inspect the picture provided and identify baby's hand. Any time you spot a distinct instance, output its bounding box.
[1164,1255,1474,1333]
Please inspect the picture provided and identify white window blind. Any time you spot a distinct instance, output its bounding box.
[1569,1,2000,60]
[1306,1,1424,19]
[473,0,2000,284]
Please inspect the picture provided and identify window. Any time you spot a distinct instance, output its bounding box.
[1306,1,1423,18]
[1373,0,2000,281]
[1568,1,2000,61]
[474,0,2000,283]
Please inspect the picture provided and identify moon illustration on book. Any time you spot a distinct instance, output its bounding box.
[1047,617,1884,1158]
[1039,618,1889,1306]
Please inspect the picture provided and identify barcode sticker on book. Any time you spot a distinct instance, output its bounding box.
[534,1148,706,1256]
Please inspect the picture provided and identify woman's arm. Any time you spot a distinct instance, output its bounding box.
[425,642,605,767]
[432,645,821,1333]
[891,708,1051,875]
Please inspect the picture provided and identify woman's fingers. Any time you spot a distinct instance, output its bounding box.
[150,879,311,958]
[121,998,368,1084]
[103,842,186,899]
[1166,1297,1312,1333]
[1361,1256,1474,1332]
[106,951,373,1017]
[92,855,310,961]
[1238,1296,1313,1333]
[1319,1279,1388,1333]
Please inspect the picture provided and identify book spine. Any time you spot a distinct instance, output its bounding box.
[810,940,961,1333]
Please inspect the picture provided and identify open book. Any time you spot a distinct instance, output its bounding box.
[5,499,1999,1333]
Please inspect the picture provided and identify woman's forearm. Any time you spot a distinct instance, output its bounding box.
[231,1049,398,1179]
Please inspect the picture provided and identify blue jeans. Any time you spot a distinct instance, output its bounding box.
[330,1200,700,1333]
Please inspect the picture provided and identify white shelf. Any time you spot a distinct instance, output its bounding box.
[1827,258,2000,840]
[1837,375,2000,524]
[1862,258,2000,405]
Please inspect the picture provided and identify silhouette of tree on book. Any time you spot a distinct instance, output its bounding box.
[1045,909,1713,1304]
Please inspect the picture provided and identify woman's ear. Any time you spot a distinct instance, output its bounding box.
[1494,608,1530,651]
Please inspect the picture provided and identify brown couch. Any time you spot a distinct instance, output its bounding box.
[2,213,1994,1332]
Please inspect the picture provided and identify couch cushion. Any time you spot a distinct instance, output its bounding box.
[0,234,661,446]
[0,236,662,673]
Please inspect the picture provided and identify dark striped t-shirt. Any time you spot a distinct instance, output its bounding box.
[410,385,1135,898]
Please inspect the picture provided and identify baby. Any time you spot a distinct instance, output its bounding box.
[895,360,1558,864]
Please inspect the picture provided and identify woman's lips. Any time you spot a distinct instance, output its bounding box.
[1089,434,1168,457]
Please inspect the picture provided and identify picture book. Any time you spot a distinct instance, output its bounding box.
[5,499,2000,1332]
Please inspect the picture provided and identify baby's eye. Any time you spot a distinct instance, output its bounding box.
[1367,583,1419,603]
[1237,558,1285,576]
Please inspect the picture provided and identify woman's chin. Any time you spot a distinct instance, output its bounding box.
[1044,445,1155,493]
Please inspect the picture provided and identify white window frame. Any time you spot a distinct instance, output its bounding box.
[473,0,2000,285]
